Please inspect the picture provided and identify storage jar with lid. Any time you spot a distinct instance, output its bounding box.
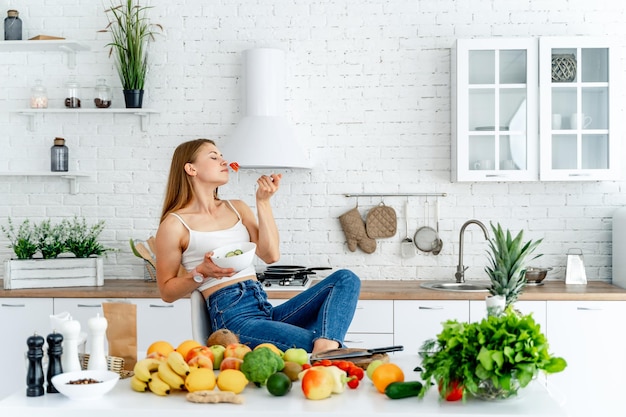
[51,137,69,172]
[30,80,48,109]
[94,79,112,108]
[4,9,22,40]
[65,78,81,108]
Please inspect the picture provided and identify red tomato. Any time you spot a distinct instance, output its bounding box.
[229,162,240,172]
[438,380,464,401]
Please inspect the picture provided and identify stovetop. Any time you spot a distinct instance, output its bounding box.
[257,273,312,290]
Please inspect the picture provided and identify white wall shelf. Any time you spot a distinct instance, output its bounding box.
[0,39,90,68]
[0,172,91,194]
[11,108,159,132]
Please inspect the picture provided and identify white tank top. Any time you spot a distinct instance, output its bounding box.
[170,200,256,291]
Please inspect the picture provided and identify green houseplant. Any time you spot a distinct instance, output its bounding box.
[485,223,543,309]
[419,309,567,401]
[100,0,162,108]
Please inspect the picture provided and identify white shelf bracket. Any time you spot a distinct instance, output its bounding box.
[61,175,79,194]
[59,45,77,68]
[19,112,36,131]
[136,112,150,131]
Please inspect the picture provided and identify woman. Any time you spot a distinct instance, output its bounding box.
[155,139,361,354]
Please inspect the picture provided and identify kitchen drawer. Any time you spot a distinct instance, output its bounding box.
[347,300,393,334]
[344,332,394,348]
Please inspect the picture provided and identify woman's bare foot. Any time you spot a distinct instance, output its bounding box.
[312,338,340,354]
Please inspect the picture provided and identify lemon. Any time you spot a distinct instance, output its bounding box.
[184,367,216,392]
[216,369,249,394]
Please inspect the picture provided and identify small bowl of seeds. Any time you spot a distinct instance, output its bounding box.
[52,370,119,400]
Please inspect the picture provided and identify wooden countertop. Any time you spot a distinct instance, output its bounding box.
[1,279,626,301]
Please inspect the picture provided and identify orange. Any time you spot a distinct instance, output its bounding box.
[371,363,405,393]
[146,340,174,357]
[176,339,202,360]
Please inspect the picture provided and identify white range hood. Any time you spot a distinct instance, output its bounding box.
[220,48,312,169]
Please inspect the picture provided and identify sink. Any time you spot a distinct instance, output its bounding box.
[420,281,491,292]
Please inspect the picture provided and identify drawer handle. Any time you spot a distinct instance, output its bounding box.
[576,307,602,311]
[76,304,102,308]
[1,303,26,307]
[343,339,364,344]
[149,304,174,308]
[418,306,444,310]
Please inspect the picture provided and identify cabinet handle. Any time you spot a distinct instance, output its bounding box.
[576,307,602,311]
[1,303,26,307]
[418,306,444,310]
[485,174,506,178]
[149,304,174,308]
[343,339,364,344]
[76,304,102,308]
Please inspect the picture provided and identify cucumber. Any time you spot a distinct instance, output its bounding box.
[384,381,424,399]
[225,249,243,258]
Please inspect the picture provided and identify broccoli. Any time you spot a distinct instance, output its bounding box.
[240,347,285,386]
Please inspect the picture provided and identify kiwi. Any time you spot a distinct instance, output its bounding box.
[281,361,303,381]
[206,328,240,347]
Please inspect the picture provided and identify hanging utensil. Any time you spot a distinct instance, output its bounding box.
[401,199,416,258]
[432,198,443,255]
[129,239,155,269]
[414,199,438,253]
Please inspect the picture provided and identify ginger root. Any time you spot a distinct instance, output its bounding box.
[186,390,244,404]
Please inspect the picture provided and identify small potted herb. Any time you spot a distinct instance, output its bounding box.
[1,218,38,260]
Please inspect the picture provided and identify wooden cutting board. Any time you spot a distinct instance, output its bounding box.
[310,348,390,369]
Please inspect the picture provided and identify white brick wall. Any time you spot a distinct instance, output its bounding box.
[1,0,625,283]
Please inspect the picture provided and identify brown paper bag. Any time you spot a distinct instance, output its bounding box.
[102,301,137,371]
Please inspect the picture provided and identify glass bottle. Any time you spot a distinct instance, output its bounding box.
[64,78,81,108]
[30,79,48,109]
[4,9,22,41]
[51,137,69,172]
[94,78,112,108]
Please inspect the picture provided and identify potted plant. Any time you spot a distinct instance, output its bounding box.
[485,222,543,310]
[2,217,115,290]
[419,309,567,401]
[100,0,162,108]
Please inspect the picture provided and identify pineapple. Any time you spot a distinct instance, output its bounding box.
[485,223,542,308]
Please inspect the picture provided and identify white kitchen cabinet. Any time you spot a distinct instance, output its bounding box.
[469,300,547,330]
[393,300,469,356]
[546,300,626,416]
[0,298,54,400]
[538,37,620,181]
[134,298,191,354]
[452,38,539,182]
[345,300,394,347]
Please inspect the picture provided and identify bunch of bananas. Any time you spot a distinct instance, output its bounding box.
[131,351,191,396]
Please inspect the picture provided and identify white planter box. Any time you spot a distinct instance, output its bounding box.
[3,257,104,289]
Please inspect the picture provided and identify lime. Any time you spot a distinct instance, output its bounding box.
[266,372,292,396]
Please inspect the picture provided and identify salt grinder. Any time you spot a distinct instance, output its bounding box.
[46,332,64,393]
[60,318,82,373]
[87,314,108,371]
[26,334,45,397]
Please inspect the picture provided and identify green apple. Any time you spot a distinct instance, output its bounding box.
[208,344,226,369]
[282,347,308,366]
[366,359,384,380]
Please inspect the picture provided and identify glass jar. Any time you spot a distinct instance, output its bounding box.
[94,79,112,108]
[51,137,69,172]
[30,80,48,109]
[64,78,81,108]
[4,9,22,41]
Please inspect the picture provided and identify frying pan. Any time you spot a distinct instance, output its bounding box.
[263,266,331,277]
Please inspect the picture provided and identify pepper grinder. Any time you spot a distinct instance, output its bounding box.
[59,318,82,373]
[46,332,63,393]
[26,334,45,397]
[87,314,108,371]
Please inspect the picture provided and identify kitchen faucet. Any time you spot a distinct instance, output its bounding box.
[455,219,489,283]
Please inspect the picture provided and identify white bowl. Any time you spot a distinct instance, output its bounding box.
[211,242,256,271]
[52,370,119,400]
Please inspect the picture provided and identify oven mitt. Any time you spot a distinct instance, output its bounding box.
[339,207,376,254]
[366,204,397,238]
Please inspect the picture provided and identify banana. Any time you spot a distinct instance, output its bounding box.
[133,357,162,382]
[158,361,186,390]
[148,372,171,396]
[167,351,190,376]
[130,375,149,392]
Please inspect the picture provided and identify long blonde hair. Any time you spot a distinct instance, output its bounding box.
[160,139,219,223]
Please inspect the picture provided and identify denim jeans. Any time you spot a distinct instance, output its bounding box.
[206,269,361,352]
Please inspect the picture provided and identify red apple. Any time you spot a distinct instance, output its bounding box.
[188,354,213,369]
[219,357,243,371]
[185,346,215,364]
[224,343,252,360]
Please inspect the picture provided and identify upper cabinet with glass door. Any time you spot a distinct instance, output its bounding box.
[452,38,538,182]
[539,37,620,181]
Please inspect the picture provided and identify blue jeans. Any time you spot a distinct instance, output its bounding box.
[206,269,361,352]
